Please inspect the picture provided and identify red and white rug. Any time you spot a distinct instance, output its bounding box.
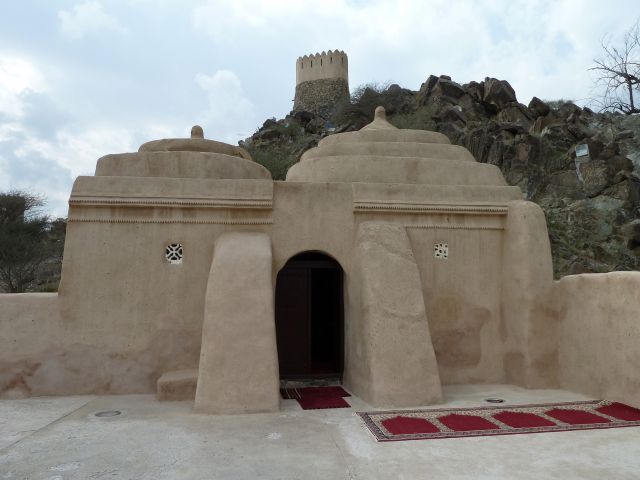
[358,400,640,441]
[281,386,351,410]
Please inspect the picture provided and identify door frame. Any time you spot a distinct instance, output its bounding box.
[274,251,344,380]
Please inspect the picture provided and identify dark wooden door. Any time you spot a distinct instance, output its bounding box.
[275,253,344,379]
[275,267,310,376]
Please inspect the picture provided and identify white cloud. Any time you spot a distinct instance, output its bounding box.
[191,1,492,55]
[0,56,46,117]
[195,69,256,143]
[191,0,636,106]
[15,126,135,178]
[0,155,9,190]
[58,1,127,40]
[0,57,45,95]
[1,124,136,217]
[0,122,23,143]
[141,124,183,142]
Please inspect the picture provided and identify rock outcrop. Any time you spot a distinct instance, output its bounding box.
[242,76,640,277]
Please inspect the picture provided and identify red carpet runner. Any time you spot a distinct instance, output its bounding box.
[358,400,640,441]
[281,386,351,410]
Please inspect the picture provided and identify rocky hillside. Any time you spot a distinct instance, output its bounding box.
[241,75,640,278]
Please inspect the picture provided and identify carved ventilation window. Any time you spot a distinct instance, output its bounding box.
[165,243,183,264]
[434,243,449,260]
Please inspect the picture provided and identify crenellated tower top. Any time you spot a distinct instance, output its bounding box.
[296,50,348,85]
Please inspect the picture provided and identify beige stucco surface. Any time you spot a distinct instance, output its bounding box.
[0,294,62,399]
[319,128,450,145]
[139,137,251,159]
[408,224,505,384]
[96,151,271,179]
[501,200,558,388]
[555,272,640,406]
[157,368,197,401]
[195,232,279,414]
[300,141,477,162]
[345,222,442,406]
[287,156,507,185]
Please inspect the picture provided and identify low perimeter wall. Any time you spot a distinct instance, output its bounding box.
[555,272,640,407]
[0,290,202,398]
[0,294,62,398]
[3,272,640,406]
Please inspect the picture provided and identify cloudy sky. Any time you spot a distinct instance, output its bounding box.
[0,0,637,216]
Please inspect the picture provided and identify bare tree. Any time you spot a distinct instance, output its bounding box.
[590,21,640,115]
[0,191,53,293]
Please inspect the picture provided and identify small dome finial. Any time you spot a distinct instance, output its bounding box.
[191,125,204,139]
[360,105,397,131]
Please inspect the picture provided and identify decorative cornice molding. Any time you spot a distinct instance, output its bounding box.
[69,195,272,210]
[354,201,508,215]
[406,224,503,231]
[68,217,273,225]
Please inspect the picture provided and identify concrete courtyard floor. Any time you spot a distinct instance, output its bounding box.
[1,384,639,480]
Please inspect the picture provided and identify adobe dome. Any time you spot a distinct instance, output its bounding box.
[139,125,252,160]
[286,107,506,186]
[95,126,271,180]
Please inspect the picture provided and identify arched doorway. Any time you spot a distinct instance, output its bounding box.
[275,252,344,379]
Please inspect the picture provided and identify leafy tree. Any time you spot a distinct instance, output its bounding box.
[350,81,392,103]
[590,20,640,115]
[0,191,55,293]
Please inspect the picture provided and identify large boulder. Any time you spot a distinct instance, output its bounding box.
[290,110,315,125]
[431,78,465,101]
[528,97,551,117]
[496,102,533,126]
[623,219,640,254]
[463,81,484,101]
[416,75,462,105]
[416,75,439,105]
[380,84,415,114]
[482,78,517,111]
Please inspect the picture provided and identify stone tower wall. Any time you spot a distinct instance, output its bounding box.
[294,50,350,118]
[296,50,348,84]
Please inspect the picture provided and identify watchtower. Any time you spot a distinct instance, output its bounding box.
[293,50,350,119]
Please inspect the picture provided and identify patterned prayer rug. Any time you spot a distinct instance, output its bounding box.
[358,400,640,441]
[281,386,351,410]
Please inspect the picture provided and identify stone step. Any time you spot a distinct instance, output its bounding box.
[156,368,198,401]
[280,378,342,389]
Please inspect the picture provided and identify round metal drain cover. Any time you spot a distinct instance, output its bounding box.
[94,410,122,417]
[485,397,505,404]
